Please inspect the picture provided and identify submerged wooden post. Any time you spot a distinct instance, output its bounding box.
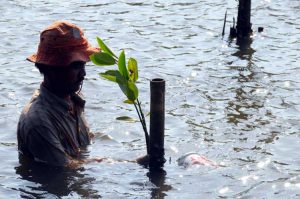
[149,78,166,169]
[236,0,252,38]
[222,10,227,37]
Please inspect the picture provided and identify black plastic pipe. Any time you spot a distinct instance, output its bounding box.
[149,78,166,169]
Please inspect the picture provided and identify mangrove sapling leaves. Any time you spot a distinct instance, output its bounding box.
[118,50,129,80]
[96,37,117,59]
[99,70,121,82]
[128,58,138,82]
[90,52,116,66]
[102,70,138,101]
[99,70,138,102]
[90,36,150,154]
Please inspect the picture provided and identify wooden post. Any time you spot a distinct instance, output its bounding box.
[149,78,166,169]
[222,10,227,37]
[236,0,252,38]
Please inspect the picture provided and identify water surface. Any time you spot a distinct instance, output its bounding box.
[0,0,299,198]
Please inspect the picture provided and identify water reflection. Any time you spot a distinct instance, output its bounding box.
[226,37,261,126]
[15,159,100,198]
[147,168,172,199]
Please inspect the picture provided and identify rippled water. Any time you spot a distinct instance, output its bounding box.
[0,0,299,198]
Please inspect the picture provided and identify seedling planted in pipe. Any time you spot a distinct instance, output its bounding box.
[90,37,149,154]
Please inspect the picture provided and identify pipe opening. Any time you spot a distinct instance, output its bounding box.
[151,78,165,82]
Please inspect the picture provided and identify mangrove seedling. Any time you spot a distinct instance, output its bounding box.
[90,37,149,154]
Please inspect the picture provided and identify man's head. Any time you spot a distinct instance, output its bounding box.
[35,61,86,95]
[27,21,99,96]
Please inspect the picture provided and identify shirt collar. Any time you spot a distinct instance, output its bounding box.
[39,84,86,114]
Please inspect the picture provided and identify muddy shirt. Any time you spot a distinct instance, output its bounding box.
[17,84,91,166]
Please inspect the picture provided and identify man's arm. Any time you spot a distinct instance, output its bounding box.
[26,126,107,168]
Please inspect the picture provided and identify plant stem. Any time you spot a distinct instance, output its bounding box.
[137,99,149,155]
[133,102,143,126]
[137,99,147,129]
[134,100,149,154]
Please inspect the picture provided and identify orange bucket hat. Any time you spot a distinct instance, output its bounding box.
[27,20,100,66]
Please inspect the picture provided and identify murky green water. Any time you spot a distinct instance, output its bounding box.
[0,0,299,198]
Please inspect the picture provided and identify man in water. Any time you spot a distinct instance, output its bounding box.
[17,21,102,168]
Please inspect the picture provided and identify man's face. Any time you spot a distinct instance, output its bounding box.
[49,62,86,95]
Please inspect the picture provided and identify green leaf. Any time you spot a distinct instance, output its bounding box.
[96,37,117,58]
[115,72,128,96]
[100,70,138,101]
[116,116,137,122]
[123,99,134,104]
[126,81,139,101]
[117,80,138,101]
[128,58,138,82]
[99,70,121,82]
[117,81,129,98]
[90,52,116,66]
[118,50,129,80]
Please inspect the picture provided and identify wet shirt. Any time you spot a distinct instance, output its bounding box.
[17,84,91,166]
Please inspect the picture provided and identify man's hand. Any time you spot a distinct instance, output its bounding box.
[136,155,149,166]
[67,157,107,169]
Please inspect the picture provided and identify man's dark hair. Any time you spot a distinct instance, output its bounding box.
[35,63,57,75]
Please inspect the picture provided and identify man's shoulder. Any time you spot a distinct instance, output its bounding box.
[22,95,46,114]
[19,96,52,128]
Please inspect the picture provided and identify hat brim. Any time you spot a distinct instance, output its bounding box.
[27,45,100,66]
[27,54,37,63]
